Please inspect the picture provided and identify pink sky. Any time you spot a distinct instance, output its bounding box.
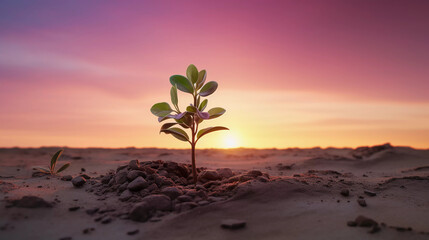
[1,0,429,148]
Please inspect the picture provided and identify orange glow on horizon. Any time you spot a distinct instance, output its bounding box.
[1,1,429,149]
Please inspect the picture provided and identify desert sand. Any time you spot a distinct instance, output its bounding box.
[1,144,429,240]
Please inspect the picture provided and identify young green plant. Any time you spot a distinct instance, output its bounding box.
[150,64,228,184]
[35,149,70,175]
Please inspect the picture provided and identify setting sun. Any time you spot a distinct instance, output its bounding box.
[223,133,240,148]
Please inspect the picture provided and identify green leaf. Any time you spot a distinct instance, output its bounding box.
[197,126,229,140]
[170,75,194,94]
[186,64,199,84]
[160,122,177,132]
[208,107,226,119]
[160,127,190,142]
[50,150,63,172]
[196,70,207,90]
[170,85,178,110]
[179,114,193,128]
[186,105,197,113]
[35,167,51,174]
[199,99,208,111]
[56,163,70,173]
[151,102,173,117]
[199,81,218,97]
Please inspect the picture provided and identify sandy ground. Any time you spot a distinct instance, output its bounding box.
[1,145,429,240]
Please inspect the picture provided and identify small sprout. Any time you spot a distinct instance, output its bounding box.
[35,149,70,175]
[150,64,228,184]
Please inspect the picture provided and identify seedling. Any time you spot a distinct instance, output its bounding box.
[150,64,228,184]
[35,149,70,175]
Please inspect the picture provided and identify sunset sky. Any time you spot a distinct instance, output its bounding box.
[1,0,429,149]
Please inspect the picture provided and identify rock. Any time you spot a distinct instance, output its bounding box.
[61,175,73,181]
[68,206,80,211]
[142,194,172,211]
[180,202,198,211]
[198,170,221,182]
[369,224,381,233]
[85,207,99,215]
[59,237,72,240]
[155,175,167,187]
[357,199,367,207]
[177,195,193,202]
[176,165,189,178]
[101,216,112,224]
[340,189,349,197]
[256,176,269,182]
[217,168,234,179]
[128,176,148,191]
[82,227,95,234]
[246,170,262,178]
[208,196,224,202]
[127,229,140,235]
[198,200,210,206]
[161,187,183,200]
[101,175,112,184]
[115,171,128,185]
[162,178,175,186]
[119,190,133,202]
[11,196,52,208]
[347,221,357,227]
[355,215,377,227]
[146,183,159,192]
[129,160,140,170]
[81,168,86,172]
[130,202,153,222]
[80,174,91,179]
[221,219,246,230]
[118,182,128,192]
[158,170,168,177]
[127,170,146,181]
[72,176,86,187]
[364,190,376,197]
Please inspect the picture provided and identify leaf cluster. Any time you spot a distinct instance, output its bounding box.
[35,149,70,175]
[150,64,228,144]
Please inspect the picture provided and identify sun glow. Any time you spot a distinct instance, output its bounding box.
[223,133,240,148]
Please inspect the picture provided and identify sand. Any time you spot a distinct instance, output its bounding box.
[1,144,429,240]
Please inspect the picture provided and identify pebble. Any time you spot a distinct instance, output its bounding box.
[11,196,53,208]
[127,170,146,181]
[129,160,140,170]
[82,228,95,234]
[198,170,221,182]
[364,190,376,197]
[221,219,246,230]
[177,195,193,202]
[61,175,73,181]
[130,203,152,222]
[216,168,233,179]
[340,189,349,197]
[141,194,172,211]
[128,176,149,191]
[160,186,183,200]
[357,199,367,207]
[115,171,128,185]
[71,176,86,187]
[85,207,99,215]
[127,229,139,235]
[101,216,112,224]
[68,206,80,211]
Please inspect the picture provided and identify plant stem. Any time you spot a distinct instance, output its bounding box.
[191,93,198,185]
